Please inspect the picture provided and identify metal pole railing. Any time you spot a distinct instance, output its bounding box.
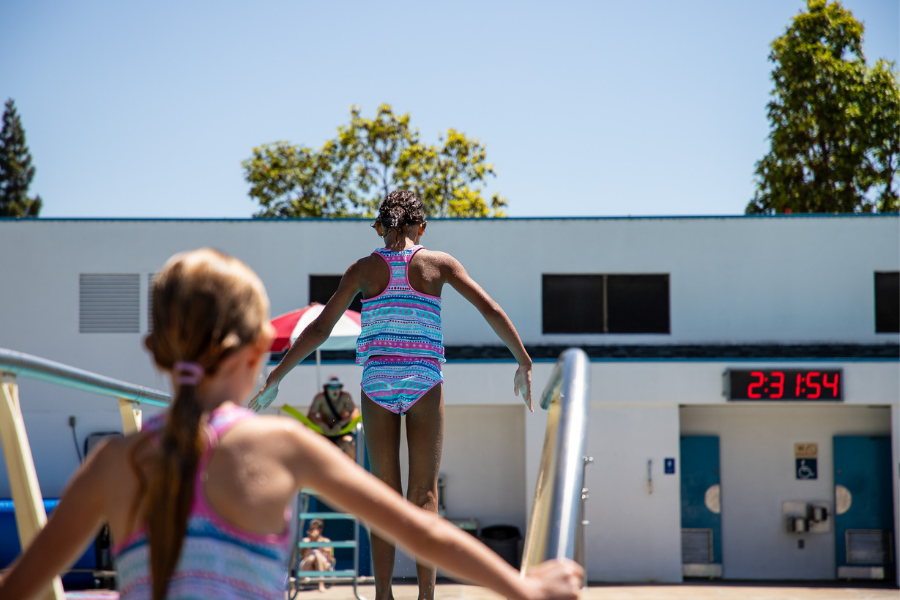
[0,347,170,600]
[520,348,591,580]
[0,348,170,407]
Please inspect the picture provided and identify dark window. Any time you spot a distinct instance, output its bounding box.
[309,275,362,313]
[542,275,604,333]
[542,274,670,334]
[875,272,899,333]
[607,274,670,334]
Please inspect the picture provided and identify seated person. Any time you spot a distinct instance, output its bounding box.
[299,519,334,592]
[308,376,359,459]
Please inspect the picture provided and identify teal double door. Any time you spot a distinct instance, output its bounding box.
[833,436,895,577]
[681,434,896,579]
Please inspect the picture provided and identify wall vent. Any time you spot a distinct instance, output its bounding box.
[682,529,713,564]
[847,530,892,565]
[147,273,158,332]
[79,274,140,333]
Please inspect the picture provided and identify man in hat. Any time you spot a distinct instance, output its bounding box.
[308,375,359,459]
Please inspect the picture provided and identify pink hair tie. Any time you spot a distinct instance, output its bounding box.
[173,361,204,386]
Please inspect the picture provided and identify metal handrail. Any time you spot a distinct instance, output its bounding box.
[0,347,172,600]
[0,348,170,407]
[520,348,591,577]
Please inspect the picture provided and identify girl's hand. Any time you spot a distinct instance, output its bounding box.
[248,380,280,412]
[522,559,583,600]
[514,363,533,412]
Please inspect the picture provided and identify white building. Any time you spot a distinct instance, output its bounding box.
[0,215,897,582]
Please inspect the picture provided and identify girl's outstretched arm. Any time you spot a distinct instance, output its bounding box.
[249,262,364,411]
[0,440,112,600]
[441,254,534,410]
[284,421,581,600]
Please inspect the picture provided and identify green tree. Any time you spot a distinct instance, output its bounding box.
[0,99,42,217]
[243,104,507,218]
[748,0,899,214]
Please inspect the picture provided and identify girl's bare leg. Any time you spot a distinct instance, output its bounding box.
[314,552,328,592]
[339,435,356,460]
[404,384,444,600]
[361,393,402,600]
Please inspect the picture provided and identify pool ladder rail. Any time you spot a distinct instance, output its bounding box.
[287,421,368,600]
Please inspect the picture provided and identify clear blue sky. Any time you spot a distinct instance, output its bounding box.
[2,1,897,218]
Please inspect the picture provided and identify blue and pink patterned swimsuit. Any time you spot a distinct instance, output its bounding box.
[357,245,445,414]
[113,405,291,600]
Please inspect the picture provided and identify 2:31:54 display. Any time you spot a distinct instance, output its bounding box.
[727,369,842,401]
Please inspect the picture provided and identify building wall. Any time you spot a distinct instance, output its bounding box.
[681,404,892,580]
[0,216,897,360]
[0,216,897,582]
[394,405,526,578]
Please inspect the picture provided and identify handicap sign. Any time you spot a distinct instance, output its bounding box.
[796,458,817,480]
[664,458,676,474]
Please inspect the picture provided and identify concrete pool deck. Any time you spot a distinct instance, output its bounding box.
[282,582,899,600]
[62,581,899,600]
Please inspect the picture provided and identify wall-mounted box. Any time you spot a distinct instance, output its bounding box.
[783,501,832,534]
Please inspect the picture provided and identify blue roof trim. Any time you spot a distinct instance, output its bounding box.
[1,213,897,223]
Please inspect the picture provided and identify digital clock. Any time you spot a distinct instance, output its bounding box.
[726,369,842,401]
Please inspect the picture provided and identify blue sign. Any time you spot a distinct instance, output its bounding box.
[796,458,817,480]
[664,458,676,474]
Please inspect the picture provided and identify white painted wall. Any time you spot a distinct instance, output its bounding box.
[681,404,892,580]
[391,405,526,578]
[584,404,683,583]
[590,361,899,407]
[0,216,898,582]
[1,216,898,356]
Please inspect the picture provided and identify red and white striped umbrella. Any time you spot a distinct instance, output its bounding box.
[269,303,362,353]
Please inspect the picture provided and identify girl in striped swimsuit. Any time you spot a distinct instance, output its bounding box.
[253,190,534,600]
[0,248,579,600]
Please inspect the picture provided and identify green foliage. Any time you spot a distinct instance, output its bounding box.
[243,105,507,219]
[0,99,42,217]
[748,0,899,214]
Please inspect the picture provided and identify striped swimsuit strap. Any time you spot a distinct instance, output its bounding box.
[374,244,424,289]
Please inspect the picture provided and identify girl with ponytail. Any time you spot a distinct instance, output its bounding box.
[1,248,580,600]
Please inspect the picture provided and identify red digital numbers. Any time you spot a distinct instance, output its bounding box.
[806,371,821,399]
[770,371,784,398]
[734,369,841,400]
[823,372,839,398]
[747,371,764,398]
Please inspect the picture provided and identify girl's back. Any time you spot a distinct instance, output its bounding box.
[355,245,451,368]
[104,412,300,544]
[357,247,451,299]
[110,406,293,599]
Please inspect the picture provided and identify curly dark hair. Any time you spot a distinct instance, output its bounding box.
[372,190,426,235]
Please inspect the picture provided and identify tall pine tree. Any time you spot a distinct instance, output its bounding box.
[0,99,42,217]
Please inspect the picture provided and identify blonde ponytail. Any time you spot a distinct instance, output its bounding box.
[129,248,269,600]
